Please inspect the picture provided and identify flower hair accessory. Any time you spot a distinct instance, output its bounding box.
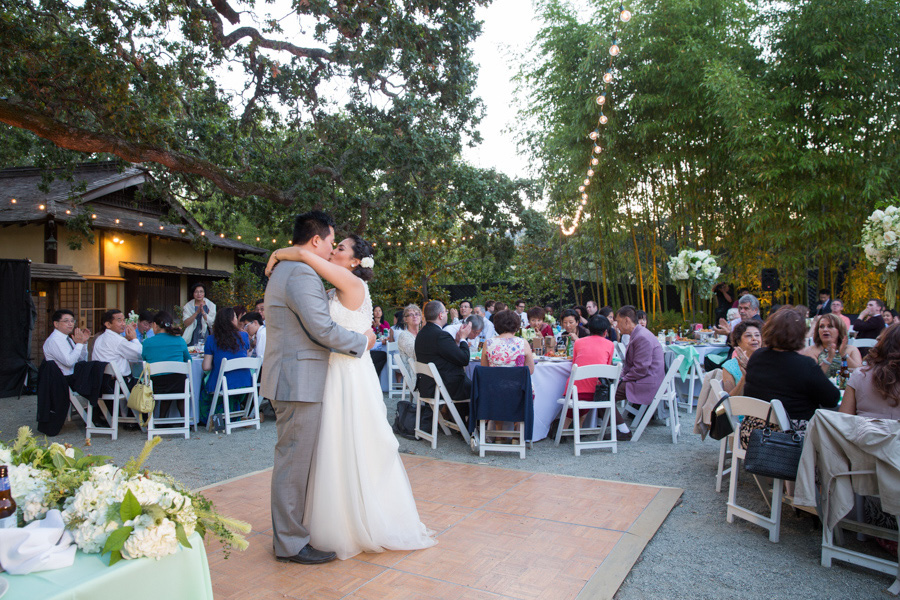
[360,256,375,269]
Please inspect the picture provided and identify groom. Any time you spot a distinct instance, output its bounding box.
[261,211,375,565]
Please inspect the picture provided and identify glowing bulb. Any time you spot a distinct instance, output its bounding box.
[237,235,242,240]
[181,228,186,233]
[620,9,632,22]
[610,44,620,56]
[91,214,96,219]
[138,221,143,226]
[10,199,15,204]
[387,241,392,246]
[596,95,606,105]
[256,237,260,241]
[432,239,436,244]
[583,178,590,186]
[65,209,71,214]
[38,204,45,210]
[581,199,588,205]
[200,231,205,236]
[219,233,225,238]
[603,71,614,84]
[588,169,594,177]
[591,157,599,165]
[115,219,120,224]
[119,239,124,245]
[113,237,120,243]
[582,193,588,200]
[589,130,599,140]
[600,114,608,125]
[160,225,164,230]
[578,185,585,192]
[593,145,602,154]
[272,239,276,244]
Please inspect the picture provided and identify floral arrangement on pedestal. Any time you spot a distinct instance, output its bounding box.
[667,249,721,314]
[861,204,900,309]
[0,428,250,566]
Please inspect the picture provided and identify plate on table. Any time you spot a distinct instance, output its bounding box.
[539,356,570,362]
[0,578,8,598]
[705,342,730,347]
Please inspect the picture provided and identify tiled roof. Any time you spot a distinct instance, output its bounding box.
[30,262,86,281]
[119,262,231,278]
[0,163,267,255]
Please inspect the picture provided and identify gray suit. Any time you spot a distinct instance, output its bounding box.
[262,261,366,557]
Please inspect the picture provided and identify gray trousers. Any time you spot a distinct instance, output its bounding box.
[271,400,322,557]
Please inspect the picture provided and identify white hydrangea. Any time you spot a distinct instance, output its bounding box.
[8,463,52,522]
[0,444,12,465]
[122,516,179,560]
[861,205,900,271]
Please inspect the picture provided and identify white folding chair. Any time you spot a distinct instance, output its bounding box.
[470,366,532,459]
[394,355,416,403]
[614,342,627,363]
[708,379,733,493]
[850,338,877,349]
[724,396,791,542]
[675,355,705,416]
[85,363,137,440]
[144,361,193,440]
[555,363,622,455]
[207,356,261,434]
[628,354,684,443]
[386,341,405,400]
[412,361,470,449]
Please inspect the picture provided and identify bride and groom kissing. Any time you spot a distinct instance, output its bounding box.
[261,211,434,564]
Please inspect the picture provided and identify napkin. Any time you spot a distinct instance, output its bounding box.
[0,509,77,575]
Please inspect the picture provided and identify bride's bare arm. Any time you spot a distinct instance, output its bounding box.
[267,247,365,307]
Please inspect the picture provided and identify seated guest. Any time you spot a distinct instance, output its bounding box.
[42,309,90,377]
[831,298,852,330]
[481,310,535,373]
[473,305,497,339]
[458,300,473,322]
[92,309,143,387]
[721,321,762,395]
[614,306,665,438]
[800,313,862,376]
[599,306,618,342]
[122,310,155,343]
[388,308,404,342]
[240,312,266,361]
[232,305,247,321]
[726,307,739,322]
[560,309,589,341]
[201,307,252,423]
[254,298,265,323]
[565,315,619,431]
[543,305,556,325]
[841,323,900,419]
[716,293,764,337]
[573,305,588,326]
[635,310,648,328]
[396,304,422,371]
[444,315,485,350]
[494,302,508,313]
[526,307,554,338]
[585,300,600,319]
[141,311,190,417]
[484,300,496,321]
[514,300,528,328]
[853,298,886,340]
[883,308,897,327]
[414,301,471,414]
[742,306,840,445]
[372,305,391,336]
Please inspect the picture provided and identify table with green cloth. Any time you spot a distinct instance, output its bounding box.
[0,532,213,600]
[664,343,729,410]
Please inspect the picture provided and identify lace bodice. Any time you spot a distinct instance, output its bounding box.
[329,282,373,335]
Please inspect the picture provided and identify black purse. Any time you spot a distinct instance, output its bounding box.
[744,406,803,480]
[592,378,611,403]
[708,394,734,441]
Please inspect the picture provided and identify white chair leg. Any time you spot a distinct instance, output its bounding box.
[630,399,657,442]
[554,404,567,446]
[479,421,486,458]
[770,479,783,543]
[573,407,582,457]
[716,435,730,493]
[430,402,439,449]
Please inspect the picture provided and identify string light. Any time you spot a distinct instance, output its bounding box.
[65,209,71,214]
[38,204,45,210]
[10,199,16,204]
[561,5,633,236]
[115,218,120,224]
[91,214,96,219]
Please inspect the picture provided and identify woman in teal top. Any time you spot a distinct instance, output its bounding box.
[721,321,761,395]
[141,311,190,416]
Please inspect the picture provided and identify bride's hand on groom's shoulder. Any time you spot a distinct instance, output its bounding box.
[265,250,282,277]
[365,329,377,350]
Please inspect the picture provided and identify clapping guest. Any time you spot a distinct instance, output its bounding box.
[123,310,155,343]
[141,311,190,417]
[240,312,266,361]
[42,309,90,377]
[800,313,861,376]
[396,304,422,371]
[721,321,762,395]
[201,307,252,423]
[92,309,143,387]
[444,315,485,349]
[841,323,900,419]
[560,309,589,341]
[414,301,472,415]
[182,283,216,346]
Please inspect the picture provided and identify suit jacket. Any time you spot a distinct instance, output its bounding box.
[414,322,471,400]
[620,324,665,406]
[260,261,367,402]
[814,299,832,316]
[36,360,70,437]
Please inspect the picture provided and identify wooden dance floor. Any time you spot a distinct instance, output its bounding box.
[201,455,682,600]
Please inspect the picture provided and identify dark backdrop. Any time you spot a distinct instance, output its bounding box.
[0,259,36,398]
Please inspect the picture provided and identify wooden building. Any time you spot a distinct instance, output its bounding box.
[0,162,266,364]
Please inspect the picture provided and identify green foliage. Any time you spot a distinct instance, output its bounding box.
[209,263,265,311]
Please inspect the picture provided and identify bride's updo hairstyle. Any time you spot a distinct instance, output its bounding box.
[349,234,374,282]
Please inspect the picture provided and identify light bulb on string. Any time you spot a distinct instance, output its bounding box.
[591,157,599,165]
[600,112,608,125]
[583,178,590,186]
[587,169,594,177]
[578,185,585,192]
[593,145,602,154]
[619,5,632,22]
[610,36,620,56]
[589,130,599,140]
[603,70,614,84]
[596,94,606,105]
[581,193,588,201]
[581,198,588,205]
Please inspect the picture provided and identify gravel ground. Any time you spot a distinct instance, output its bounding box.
[1,393,893,599]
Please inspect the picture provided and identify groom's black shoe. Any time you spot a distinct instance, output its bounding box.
[276,544,337,565]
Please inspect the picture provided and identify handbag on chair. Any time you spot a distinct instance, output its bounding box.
[744,406,803,480]
[127,366,155,427]
[708,395,734,441]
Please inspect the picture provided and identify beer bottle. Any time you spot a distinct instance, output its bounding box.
[839,357,850,390]
[0,465,17,529]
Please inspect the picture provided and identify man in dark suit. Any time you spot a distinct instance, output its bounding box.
[414,301,472,415]
[814,289,832,316]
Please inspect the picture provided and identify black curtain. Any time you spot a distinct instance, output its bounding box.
[0,259,36,398]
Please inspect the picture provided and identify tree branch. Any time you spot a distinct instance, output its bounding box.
[0,99,293,205]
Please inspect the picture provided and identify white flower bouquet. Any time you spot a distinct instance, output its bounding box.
[1,428,250,566]
[667,249,721,311]
[125,310,140,326]
[861,204,900,308]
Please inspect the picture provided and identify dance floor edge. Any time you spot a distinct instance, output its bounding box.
[199,454,682,600]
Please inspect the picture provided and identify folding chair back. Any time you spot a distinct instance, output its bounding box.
[708,378,731,492]
[629,354,684,443]
[144,360,193,440]
[412,361,470,448]
[86,362,137,441]
[386,341,405,400]
[850,338,877,348]
[470,366,532,459]
[725,396,790,542]
[394,354,416,402]
[208,356,261,434]
[554,363,622,455]
[614,342,627,363]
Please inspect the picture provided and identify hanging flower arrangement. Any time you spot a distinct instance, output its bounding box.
[861,204,900,309]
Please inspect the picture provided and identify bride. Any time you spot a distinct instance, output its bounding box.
[266,235,435,560]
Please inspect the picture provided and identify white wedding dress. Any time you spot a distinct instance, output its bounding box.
[304,282,435,559]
